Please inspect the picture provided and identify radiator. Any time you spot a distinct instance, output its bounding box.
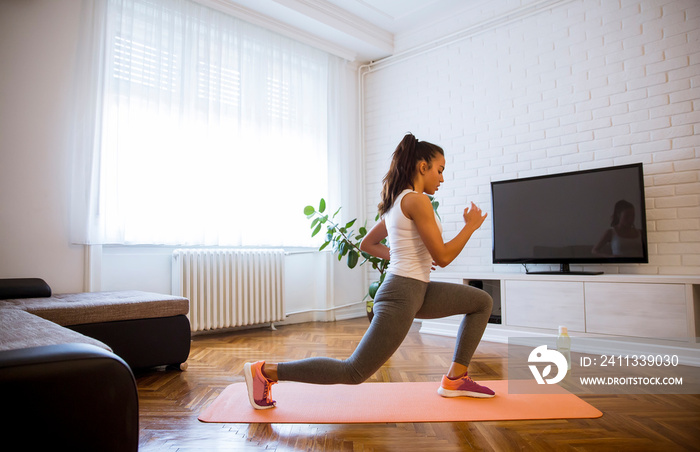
[172,249,285,332]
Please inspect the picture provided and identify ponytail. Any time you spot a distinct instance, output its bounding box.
[377,133,444,217]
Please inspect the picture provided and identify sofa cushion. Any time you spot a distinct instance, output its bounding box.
[1,291,189,327]
[0,308,111,352]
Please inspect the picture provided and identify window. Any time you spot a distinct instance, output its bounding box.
[72,0,339,246]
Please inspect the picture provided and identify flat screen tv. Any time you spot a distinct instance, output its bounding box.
[490,163,648,274]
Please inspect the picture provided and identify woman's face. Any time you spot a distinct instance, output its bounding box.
[422,154,445,195]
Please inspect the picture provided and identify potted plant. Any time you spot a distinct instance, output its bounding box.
[304,199,388,321]
[304,197,440,321]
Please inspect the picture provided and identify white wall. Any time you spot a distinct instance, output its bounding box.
[0,0,85,293]
[362,0,700,277]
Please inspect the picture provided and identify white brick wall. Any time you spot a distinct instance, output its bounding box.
[362,0,699,276]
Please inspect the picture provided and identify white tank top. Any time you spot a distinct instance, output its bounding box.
[610,229,643,256]
[384,189,442,283]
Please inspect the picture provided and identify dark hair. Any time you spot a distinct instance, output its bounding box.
[611,199,635,226]
[377,133,444,217]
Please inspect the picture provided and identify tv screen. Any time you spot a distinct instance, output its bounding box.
[491,163,648,274]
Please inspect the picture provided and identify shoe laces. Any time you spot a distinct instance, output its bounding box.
[448,373,473,382]
[262,378,277,403]
[460,375,489,390]
[448,374,479,387]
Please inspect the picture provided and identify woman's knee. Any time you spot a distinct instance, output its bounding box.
[343,362,375,385]
[479,290,493,313]
[482,290,493,309]
[462,284,492,310]
[347,372,370,385]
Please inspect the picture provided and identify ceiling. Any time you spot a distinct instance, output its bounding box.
[216,0,481,62]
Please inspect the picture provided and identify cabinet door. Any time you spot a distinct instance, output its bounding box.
[505,280,585,331]
[585,283,687,339]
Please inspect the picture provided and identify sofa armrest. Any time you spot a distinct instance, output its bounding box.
[0,277,51,299]
[0,343,138,452]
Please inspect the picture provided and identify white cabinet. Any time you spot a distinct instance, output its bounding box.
[428,273,700,344]
[504,280,585,331]
[584,282,688,339]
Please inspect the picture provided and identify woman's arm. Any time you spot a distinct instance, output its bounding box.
[359,219,391,261]
[403,193,486,268]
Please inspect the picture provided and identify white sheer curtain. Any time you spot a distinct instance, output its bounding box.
[71,0,348,246]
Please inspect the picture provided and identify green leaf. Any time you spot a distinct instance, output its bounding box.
[429,196,441,220]
[347,250,359,269]
[304,205,315,217]
[310,217,319,229]
[369,281,381,299]
[312,223,322,237]
[319,241,330,251]
[359,226,367,236]
[345,219,356,229]
[319,198,326,213]
[332,206,342,218]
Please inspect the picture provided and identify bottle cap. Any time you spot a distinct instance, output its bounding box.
[558,326,568,334]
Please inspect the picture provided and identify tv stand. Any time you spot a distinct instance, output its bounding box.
[526,263,603,275]
[422,272,700,348]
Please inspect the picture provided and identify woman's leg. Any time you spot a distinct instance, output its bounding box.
[415,282,493,371]
[275,274,427,384]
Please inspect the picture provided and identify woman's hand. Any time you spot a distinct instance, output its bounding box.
[463,202,487,232]
[405,194,487,268]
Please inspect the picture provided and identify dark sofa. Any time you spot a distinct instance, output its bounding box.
[0,278,192,451]
[0,343,139,451]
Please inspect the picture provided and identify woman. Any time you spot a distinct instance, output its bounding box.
[592,200,644,257]
[244,133,494,410]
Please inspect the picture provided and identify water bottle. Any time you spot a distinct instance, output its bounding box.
[556,325,571,371]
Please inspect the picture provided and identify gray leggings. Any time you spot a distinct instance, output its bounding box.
[276,273,493,385]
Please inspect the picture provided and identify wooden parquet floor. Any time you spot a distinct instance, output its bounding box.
[136,318,700,451]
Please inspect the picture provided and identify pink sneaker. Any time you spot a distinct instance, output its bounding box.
[438,374,495,398]
[243,361,277,409]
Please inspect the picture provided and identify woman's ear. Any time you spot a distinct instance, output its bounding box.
[418,160,427,175]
